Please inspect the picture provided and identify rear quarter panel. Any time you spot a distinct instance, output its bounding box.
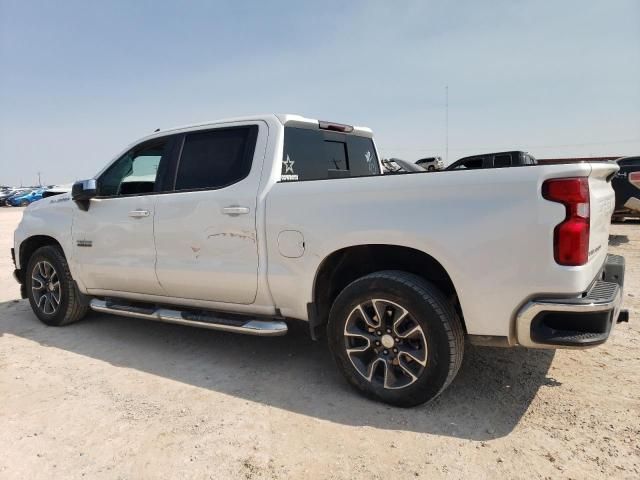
[265,163,612,338]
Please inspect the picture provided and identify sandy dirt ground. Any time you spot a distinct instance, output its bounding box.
[0,207,638,479]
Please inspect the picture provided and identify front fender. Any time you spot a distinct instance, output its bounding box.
[14,195,78,281]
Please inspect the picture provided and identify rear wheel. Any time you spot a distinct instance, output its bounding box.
[328,270,464,407]
[26,245,89,326]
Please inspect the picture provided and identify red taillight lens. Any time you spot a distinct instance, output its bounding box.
[542,177,590,266]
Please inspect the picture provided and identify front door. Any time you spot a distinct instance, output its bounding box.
[153,123,264,304]
[72,137,174,295]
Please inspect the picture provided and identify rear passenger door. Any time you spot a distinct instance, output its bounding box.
[153,122,265,304]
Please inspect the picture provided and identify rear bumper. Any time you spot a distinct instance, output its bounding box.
[516,254,626,349]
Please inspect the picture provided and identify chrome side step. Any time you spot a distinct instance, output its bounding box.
[89,299,288,336]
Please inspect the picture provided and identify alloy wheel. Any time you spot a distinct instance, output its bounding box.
[343,298,427,390]
[31,260,61,315]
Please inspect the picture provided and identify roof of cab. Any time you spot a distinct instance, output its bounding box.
[133,113,373,145]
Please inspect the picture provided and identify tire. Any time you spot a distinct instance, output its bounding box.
[20,200,29,207]
[26,245,89,326]
[427,165,435,171]
[327,270,464,407]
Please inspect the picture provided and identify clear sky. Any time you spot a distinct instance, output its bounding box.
[1,0,639,186]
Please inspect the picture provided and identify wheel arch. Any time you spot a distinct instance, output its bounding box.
[309,244,464,339]
[19,235,65,272]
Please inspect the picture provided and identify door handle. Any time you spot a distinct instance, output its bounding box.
[222,206,250,216]
[129,209,150,218]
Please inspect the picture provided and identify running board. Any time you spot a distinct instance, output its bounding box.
[89,299,288,336]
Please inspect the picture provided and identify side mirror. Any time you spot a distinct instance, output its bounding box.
[72,179,97,211]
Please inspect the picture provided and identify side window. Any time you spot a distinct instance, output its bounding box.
[99,139,168,197]
[619,158,640,167]
[282,127,380,181]
[174,126,258,191]
[494,154,512,168]
[453,158,483,170]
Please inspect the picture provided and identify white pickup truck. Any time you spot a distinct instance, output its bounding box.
[12,114,627,406]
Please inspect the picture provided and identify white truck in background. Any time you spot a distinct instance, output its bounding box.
[12,114,627,406]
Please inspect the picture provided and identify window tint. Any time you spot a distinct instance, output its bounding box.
[325,141,347,171]
[282,127,380,181]
[619,158,640,167]
[175,126,258,191]
[99,140,168,197]
[453,158,483,170]
[348,135,380,176]
[494,154,512,168]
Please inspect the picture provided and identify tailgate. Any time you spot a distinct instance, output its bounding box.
[588,162,618,268]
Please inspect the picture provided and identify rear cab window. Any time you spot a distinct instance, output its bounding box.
[493,154,512,168]
[282,127,380,181]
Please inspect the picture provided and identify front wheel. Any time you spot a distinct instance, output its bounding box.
[427,165,436,171]
[327,271,464,407]
[20,200,29,207]
[26,245,89,326]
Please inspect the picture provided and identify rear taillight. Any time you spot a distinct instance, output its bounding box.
[542,177,590,266]
[630,171,640,188]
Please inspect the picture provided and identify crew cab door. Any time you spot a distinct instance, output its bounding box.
[72,136,176,295]
[153,122,265,304]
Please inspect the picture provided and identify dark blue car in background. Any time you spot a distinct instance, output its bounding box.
[8,188,45,207]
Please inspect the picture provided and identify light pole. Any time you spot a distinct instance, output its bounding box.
[445,85,449,164]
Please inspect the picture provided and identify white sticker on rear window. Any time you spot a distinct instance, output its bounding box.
[281,154,299,181]
[365,150,377,174]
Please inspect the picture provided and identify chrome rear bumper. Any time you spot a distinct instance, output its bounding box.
[516,254,626,349]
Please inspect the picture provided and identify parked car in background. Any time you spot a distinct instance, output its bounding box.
[8,188,45,207]
[0,189,18,206]
[42,185,73,199]
[612,155,640,221]
[445,151,537,170]
[0,188,29,206]
[415,156,444,171]
[382,158,427,174]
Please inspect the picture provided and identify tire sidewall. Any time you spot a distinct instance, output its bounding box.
[328,274,455,407]
[26,247,71,326]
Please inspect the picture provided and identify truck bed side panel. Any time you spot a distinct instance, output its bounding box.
[265,163,615,338]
